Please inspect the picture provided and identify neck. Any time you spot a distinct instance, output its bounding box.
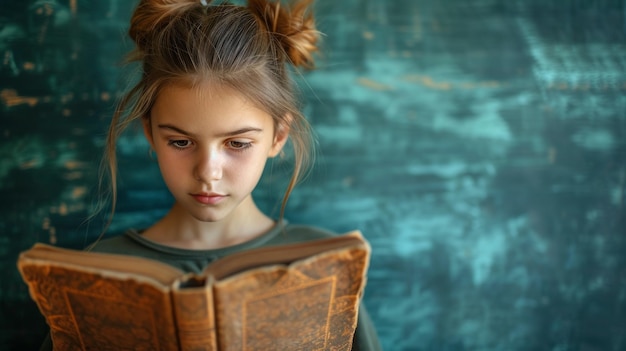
[143,196,276,250]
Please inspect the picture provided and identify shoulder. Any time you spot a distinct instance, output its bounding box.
[284,223,337,239]
[87,231,148,256]
[262,223,338,247]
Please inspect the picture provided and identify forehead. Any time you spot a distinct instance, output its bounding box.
[151,82,273,131]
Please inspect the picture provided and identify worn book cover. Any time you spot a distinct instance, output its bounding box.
[17,231,370,351]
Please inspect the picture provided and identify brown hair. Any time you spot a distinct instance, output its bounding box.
[99,0,320,231]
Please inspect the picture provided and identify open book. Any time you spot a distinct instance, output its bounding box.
[18,231,370,351]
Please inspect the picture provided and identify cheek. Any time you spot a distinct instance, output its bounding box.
[227,153,269,183]
[156,153,188,180]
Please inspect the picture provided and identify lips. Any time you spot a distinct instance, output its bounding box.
[191,193,227,205]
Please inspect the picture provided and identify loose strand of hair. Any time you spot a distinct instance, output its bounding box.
[84,79,156,250]
[278,111,315,221]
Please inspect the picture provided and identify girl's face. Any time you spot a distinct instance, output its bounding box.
[145,83,288,223]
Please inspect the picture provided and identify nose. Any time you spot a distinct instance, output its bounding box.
[194,147,223,183]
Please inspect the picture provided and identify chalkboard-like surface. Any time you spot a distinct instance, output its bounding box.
[1,0,625,350]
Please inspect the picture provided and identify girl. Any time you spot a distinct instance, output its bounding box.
[40,0,381,349]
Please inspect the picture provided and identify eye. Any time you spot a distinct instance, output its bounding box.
[168,139,192,149]
[227,140,252,151]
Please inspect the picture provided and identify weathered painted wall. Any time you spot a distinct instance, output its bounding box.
[1,0,625,350]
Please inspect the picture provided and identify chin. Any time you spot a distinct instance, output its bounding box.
[192,213,226,222]
[189,208,233,222]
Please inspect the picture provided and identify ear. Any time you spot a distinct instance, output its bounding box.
[142,117,155,150]
[268,118,290,158]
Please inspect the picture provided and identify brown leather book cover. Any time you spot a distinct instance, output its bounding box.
[17,231,370,351]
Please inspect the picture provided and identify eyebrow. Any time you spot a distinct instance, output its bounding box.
[157,124,263,137]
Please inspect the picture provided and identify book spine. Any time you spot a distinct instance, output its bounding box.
[172,286,217,351]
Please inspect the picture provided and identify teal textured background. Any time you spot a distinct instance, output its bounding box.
[1,0,625,350]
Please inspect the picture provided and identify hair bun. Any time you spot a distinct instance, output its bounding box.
[129,0,198,53]
[248,0,320,68]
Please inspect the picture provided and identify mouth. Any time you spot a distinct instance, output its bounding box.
[191,193,227,205]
